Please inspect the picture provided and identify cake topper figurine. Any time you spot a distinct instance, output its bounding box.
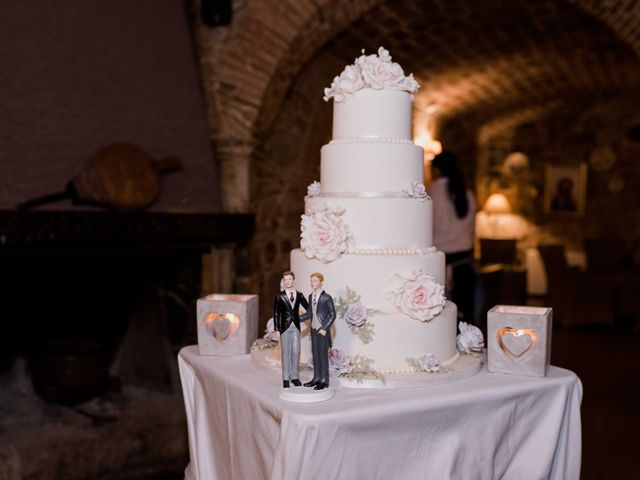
[273,271,309,388]
[303,273,337,390]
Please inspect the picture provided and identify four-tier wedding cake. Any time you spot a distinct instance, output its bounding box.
[290,48,465,377]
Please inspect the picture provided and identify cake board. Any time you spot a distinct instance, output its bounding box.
[278,386,334,402]
[252,348,483,390]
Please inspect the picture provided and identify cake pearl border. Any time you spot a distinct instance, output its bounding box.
[330,137,414,144]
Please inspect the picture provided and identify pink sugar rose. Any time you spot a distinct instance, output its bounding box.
[358,56,405,90]
[410,286,427,305]
[311,217,338,250]
[387,271,446,322]
[300,206,352,263]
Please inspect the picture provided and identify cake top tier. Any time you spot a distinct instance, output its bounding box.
[323,47,419,103]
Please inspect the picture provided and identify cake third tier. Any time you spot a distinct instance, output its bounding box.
[304,195,432,252]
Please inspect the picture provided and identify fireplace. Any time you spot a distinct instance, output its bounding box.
[0,210,253,479]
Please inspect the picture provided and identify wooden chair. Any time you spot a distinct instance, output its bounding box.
[479,239,517,265]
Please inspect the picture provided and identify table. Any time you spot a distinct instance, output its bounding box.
[178,346,582,480]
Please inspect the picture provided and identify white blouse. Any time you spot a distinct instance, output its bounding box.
[428,178,477,254]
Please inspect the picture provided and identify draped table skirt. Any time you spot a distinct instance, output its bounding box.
[178,346,581,480]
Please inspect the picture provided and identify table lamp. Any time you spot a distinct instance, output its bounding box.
[483,193,512,236]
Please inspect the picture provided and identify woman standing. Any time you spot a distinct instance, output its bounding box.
[429,151,478,326]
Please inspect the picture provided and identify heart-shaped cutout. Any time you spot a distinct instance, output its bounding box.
[205,312,240,342]
[497,327,538,361]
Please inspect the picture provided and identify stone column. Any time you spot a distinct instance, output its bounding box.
[216,140,253,213]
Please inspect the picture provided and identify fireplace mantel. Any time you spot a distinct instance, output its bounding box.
[0,210,254,254]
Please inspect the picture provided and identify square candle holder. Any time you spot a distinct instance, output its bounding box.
[487,305,553,377]
[197,294,259,356]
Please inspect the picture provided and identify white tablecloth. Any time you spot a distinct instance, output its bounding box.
[178,346,582,480]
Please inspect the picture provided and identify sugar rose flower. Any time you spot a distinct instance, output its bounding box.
[376,46,392,62]
[409,181,428,201]
[345,302,367,327]
[336,65,365,93]
[329,348,352,377]
[418,353,441,373]
[323,65,365,102]
[357,54,405,90]
[400,73,420,94]
[456,322,484,354]
[307,181,321,197]
[264,318,278,341]
[323,46,420,102]
[300,206,353,263]
[387,271,446,322]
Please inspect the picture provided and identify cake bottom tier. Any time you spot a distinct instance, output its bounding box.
[299,301,458,374]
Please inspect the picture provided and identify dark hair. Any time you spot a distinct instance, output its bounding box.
[283,270,295,279]
[431,151,469,218]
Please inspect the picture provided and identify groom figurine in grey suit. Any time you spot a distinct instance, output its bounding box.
[303,272,336,390]
[273,271,310,388]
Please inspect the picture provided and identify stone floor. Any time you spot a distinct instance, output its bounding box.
[0,381,188,480]
[1,324,637,479]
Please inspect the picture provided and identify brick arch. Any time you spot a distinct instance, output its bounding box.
[196,0,383,212]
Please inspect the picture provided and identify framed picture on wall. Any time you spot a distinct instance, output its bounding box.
[543,163,587,217]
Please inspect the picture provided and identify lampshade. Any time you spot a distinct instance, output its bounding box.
[483,193,512,214]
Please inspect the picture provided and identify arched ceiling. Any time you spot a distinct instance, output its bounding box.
[320,0,640,132]
[193,0,640,211]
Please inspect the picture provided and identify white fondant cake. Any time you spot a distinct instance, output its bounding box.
[289,48,462,376]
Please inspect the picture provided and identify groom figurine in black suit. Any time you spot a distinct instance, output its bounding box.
[273,271,310,388]
[303,272,336,390]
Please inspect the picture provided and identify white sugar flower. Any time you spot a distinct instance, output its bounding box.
[264,318,279,341]
[377,46,392,62]
[456,322,484,354]
[307,181,321,197]
[323,46,420,101]
[408,181,428,201]
[418,353,441,373]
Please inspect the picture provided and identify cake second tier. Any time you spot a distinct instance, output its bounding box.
[321,140,424,194]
